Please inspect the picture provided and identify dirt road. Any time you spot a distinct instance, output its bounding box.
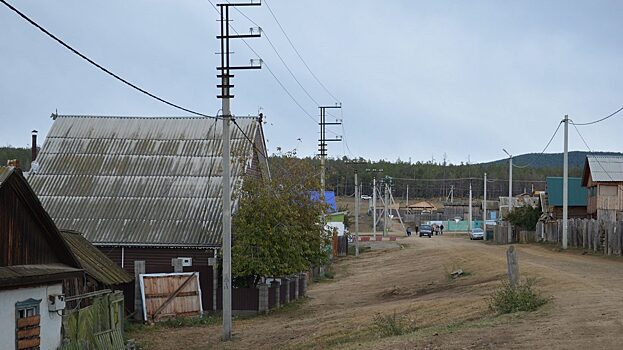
[131,235,623,349]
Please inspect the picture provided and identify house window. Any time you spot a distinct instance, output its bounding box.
[15,298,41,350]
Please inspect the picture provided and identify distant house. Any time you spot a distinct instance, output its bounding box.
[582,155,623,221]
[28,115,269,312]
[545,177,588,219]
[407,201,436,213]
[0,166,82,350]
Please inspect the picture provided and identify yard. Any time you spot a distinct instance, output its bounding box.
[128,234,623,349]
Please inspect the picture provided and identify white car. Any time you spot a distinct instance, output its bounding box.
[360,195,371,200]
[469,228,484,240]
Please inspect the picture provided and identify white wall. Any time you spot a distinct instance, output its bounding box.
[0,283,63,350]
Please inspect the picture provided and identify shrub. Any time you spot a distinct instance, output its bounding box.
[372,312,417,337]
[489,278,548,314]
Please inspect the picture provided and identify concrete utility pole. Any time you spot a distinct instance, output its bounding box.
[468,183,473,232]
[406,184,409,207]
[318,105,342,198]
[483,173,487,241]
[503,149,513,243]
[373,178,377,239]
[384,181,390,237]
[562,115,569,249]
[354,170,360,256]
[217,2,261,341]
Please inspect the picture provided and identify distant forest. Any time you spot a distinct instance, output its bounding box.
[3,146,616,200]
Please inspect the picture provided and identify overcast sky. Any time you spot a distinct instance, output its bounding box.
[1,1,622,164]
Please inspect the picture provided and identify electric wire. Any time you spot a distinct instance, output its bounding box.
[571,106,623,126]
[571,122,614,181]
[263,0,340,103]
[0,0,211,118]
[512,120,563,168]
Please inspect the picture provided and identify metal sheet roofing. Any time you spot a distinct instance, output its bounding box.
[61,230,133,285]
[28,115,268,248]
[584,155,623,183]
[546,177,587,207]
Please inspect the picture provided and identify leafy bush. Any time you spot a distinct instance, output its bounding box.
[489,278,548,314]
[372,312,416,337]
[506,205,541,231]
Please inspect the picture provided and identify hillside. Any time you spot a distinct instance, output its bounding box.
[485,151,623,169]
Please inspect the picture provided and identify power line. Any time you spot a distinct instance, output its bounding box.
[263,0,340,103]
[571,122,614,181]
[207,0,319,124]
[0,0,211,118]
[513,120,563,168]
[571,106,623,126]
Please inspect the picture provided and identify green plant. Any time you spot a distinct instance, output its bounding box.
[489,278,549,314]
[506,205,541,231]
[157,314,220,328]
[372,311,417,337]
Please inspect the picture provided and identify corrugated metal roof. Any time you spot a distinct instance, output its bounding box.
[61,230,133,285]
[585,155,623,182]
[0,166,12,185]
[28,115,267,248]
[0,264,83,288]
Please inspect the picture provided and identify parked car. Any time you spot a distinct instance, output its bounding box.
[469,228,484,240]
[361,195,371,200]
[419,224,433,238]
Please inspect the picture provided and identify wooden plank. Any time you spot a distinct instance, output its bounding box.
[16,315,40,328]
[17,337,40,349]
[150,273,198,320]
[17,326,40,339]
[145,291,198,299]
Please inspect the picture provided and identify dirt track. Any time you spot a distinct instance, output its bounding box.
[131,235,623,349]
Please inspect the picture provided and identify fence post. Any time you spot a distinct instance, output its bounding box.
[258,283,269,314]
[294,275,300,300]
[271,280,280,308]
[506,246,519,288]
[134,260,145,320]
[171,258,183,273]
[299,273,307,297]
[283,277,290,304]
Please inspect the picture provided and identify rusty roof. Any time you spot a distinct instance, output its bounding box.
[61,230,133,285]
[28,115,268,248]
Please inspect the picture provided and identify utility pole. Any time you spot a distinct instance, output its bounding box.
[562,115,569,249]
[367,168,383,239]
[217,2,261,341]
[406,184,409,207]
[318,105,342,198]
[503,149,513,243]
[384,180,389,237]
[468,182,473,232]
[354,170,359,256]
[483,173,487,241]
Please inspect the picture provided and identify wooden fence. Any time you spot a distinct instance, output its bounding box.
[139,272,202,322]
[60,291,125,350]
[537,219,623,256]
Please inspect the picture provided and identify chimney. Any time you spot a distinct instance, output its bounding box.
[31,130,38,162]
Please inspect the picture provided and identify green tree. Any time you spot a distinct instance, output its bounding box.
[232,154,331,287]
[506,205,541,231]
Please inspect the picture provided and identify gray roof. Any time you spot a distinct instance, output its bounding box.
[585,155,623,183]
[28,115,268,248]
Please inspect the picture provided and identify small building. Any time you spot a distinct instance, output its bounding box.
[406,201,436,213]
[545,177,588,219]
[582,155,623,221]
[28,115,269,313]
[0,166,82,350]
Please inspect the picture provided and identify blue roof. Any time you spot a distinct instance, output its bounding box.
[546,177,587,207]
[310,191,337,213]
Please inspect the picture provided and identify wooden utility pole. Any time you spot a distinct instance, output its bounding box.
[217,2,261,340]
[506,245,519,288]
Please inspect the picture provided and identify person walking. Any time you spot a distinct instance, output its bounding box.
[440,224,444,235]
[406,227,412,237]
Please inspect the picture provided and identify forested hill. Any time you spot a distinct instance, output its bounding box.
[485,151,623,169]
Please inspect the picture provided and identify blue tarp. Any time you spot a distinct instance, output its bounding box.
[310,191,337,213]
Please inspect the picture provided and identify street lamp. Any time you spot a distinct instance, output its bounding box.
[502,149,513,243]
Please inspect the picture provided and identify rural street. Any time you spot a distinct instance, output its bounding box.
[133,235,623,349]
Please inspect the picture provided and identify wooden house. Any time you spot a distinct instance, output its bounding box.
[0,166,82,350]
[545,177,588,219]
[28,115,269,313]
[582,155,623,221]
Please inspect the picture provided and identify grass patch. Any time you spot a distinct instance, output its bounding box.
[489,278,549,314]
[372,311,417,338]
